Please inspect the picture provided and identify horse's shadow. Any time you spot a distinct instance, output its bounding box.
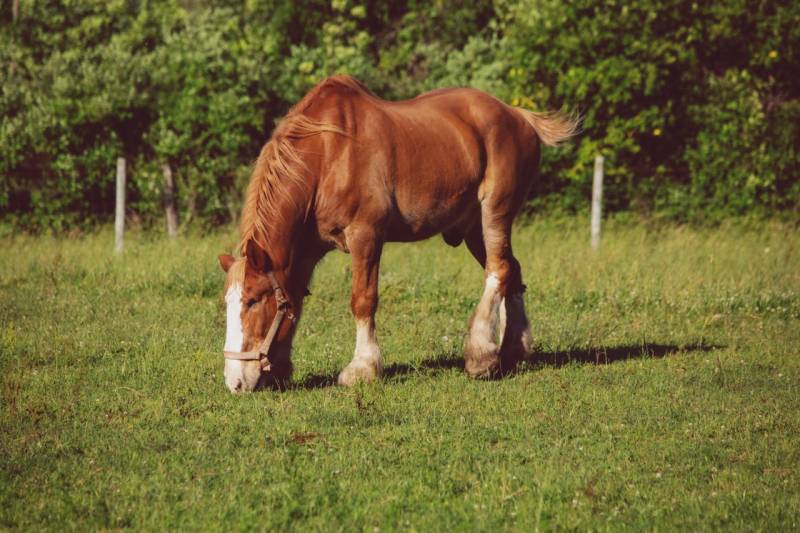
[292,342,722,390]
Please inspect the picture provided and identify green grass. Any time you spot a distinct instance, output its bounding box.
[1,218,799,531]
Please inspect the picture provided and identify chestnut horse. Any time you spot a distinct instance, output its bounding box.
[218,75,577,392]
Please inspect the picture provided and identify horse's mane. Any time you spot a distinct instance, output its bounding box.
[238,75,369,255]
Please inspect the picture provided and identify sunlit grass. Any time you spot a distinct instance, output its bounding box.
[1,218,798,530]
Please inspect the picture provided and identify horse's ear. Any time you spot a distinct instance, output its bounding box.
[218,254,235,273]
[245,239,271,272]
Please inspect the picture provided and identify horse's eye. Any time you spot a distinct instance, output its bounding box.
[246,298,258,309]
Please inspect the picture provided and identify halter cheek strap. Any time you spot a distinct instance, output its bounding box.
[223,272,296,371]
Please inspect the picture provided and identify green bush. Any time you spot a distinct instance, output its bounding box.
[680,70,800,220]
[0,0,797,230]
[497,0,799,219]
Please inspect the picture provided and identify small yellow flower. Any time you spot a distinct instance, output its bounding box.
[768,50,778,59]
[653,128,662,136]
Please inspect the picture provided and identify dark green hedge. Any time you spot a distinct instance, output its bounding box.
[1,0,797,230]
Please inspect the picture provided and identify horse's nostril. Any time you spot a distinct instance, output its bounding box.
[234,380,243,392]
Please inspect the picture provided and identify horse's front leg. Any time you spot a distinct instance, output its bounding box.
[338,229,383,386]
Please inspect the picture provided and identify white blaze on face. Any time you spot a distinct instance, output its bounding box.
[224,283,245,353]
[223,283,247,392]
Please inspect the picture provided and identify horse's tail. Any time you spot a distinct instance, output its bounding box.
[513,107,580,147]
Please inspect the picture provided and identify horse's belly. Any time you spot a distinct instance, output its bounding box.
[385,186,480,242]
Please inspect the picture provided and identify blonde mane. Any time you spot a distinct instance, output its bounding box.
[237,76,369,255]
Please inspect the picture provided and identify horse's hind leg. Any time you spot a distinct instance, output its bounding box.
[463,222,502,378]
[338,227,384,386]
[463,201,532,377]
[497,257,533,370]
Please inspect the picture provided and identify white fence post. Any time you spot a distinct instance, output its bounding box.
[115,157,126,255]
[162,163,179,238]
[591,154,604,250]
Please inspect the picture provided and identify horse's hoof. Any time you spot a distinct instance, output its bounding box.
[465,357,501,379]
[498,330,533,375]
[464,336,501,379]
[337,362,381,387]
[499,346,525,374]
[500,355,521,375]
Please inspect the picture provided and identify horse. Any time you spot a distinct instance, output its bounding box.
[218,75,577,393]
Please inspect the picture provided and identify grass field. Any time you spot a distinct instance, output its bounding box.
[1,217,799,530]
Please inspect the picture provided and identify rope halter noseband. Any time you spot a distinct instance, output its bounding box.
[223,272,296,371]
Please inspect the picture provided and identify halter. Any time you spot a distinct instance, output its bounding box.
[223,272,296,371]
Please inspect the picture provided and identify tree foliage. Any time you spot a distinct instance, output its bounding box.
[1,0,797,229]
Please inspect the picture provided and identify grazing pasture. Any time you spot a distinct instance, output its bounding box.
[1,218,799,530]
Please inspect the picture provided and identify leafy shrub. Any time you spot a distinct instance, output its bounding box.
[679,70,800,220]
[0,0,797,230]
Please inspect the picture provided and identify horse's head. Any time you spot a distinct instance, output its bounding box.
[218,240,297,393]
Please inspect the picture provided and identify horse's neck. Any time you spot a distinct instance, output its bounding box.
[270,228,323,310]
[261,182,312,269]
[261,185,326,303]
